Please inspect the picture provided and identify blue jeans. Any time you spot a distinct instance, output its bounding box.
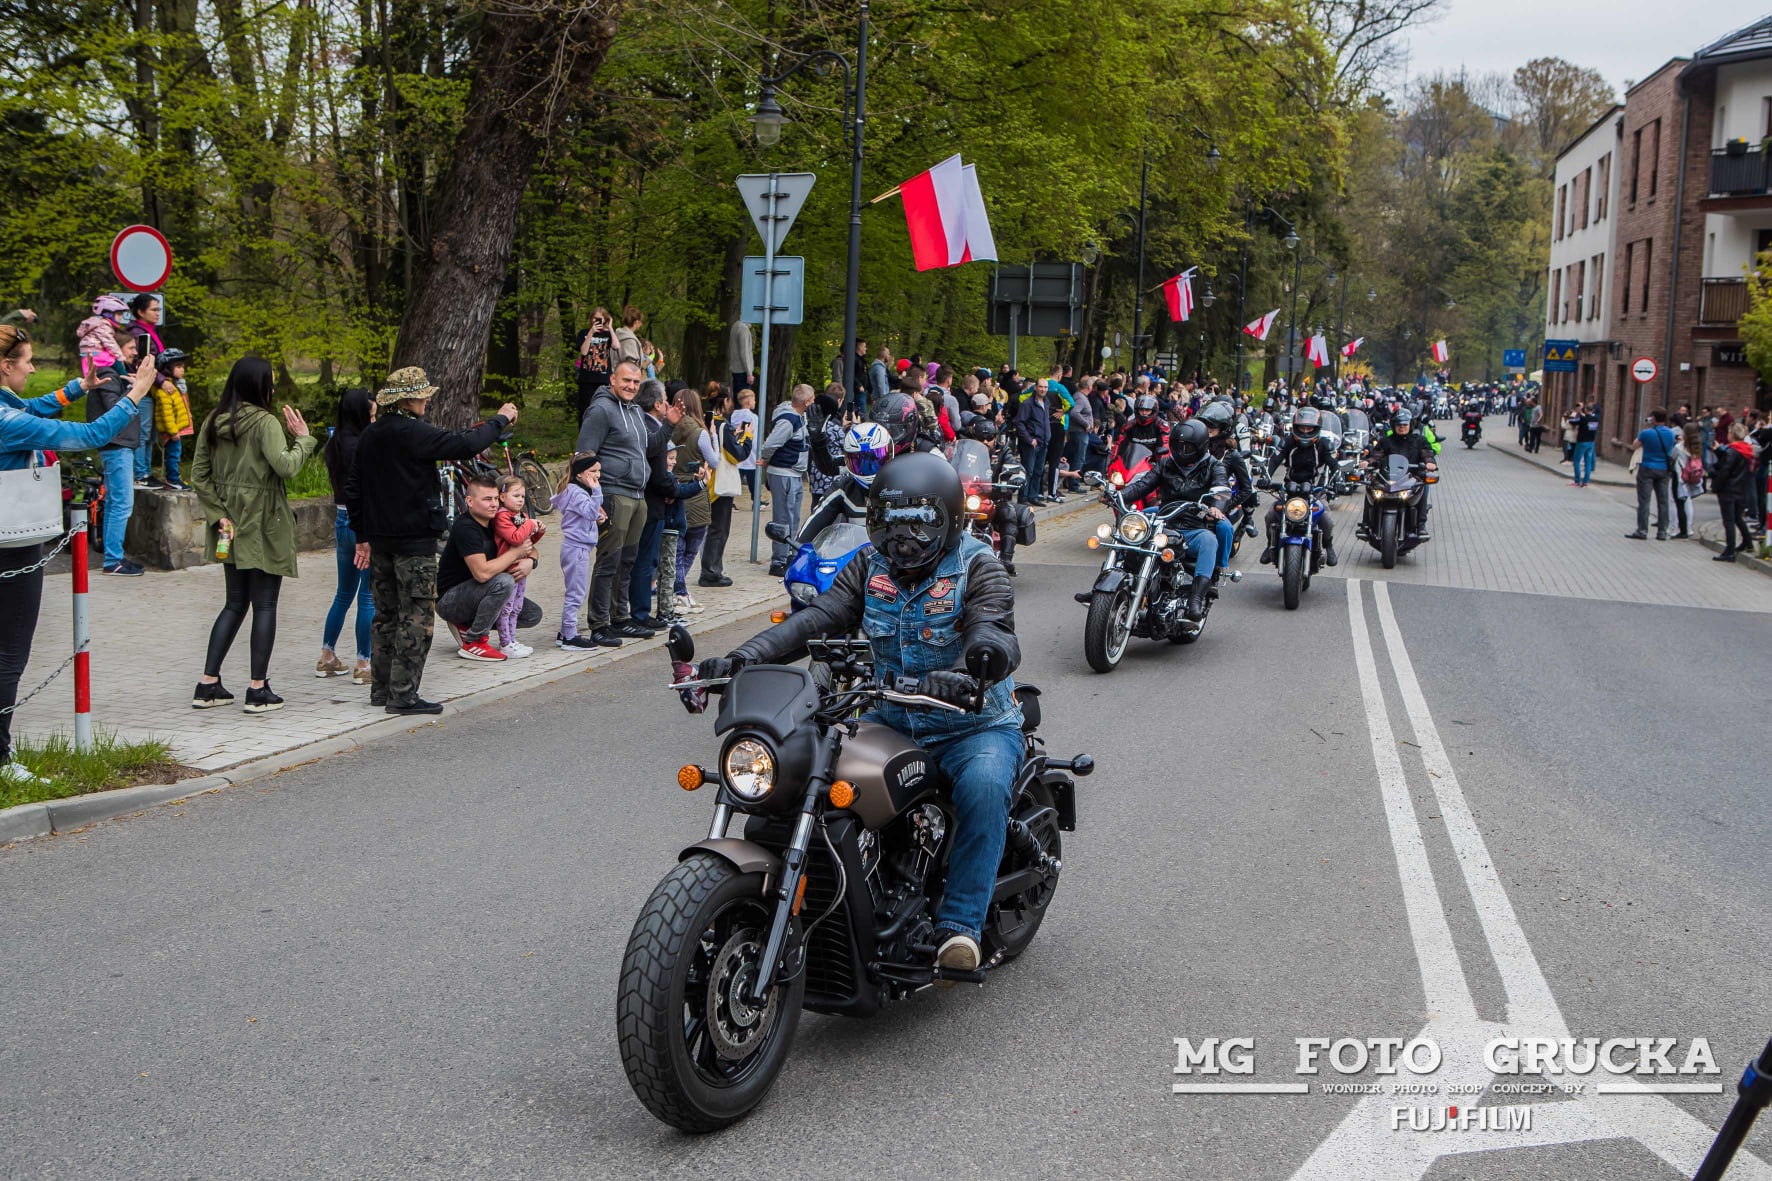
[926,722,1022,941]
[1019,442,1046,503]
[162,437,182,485]
[323,508,374,659]
[1182,526,1220,578]
[1212,518,1235,571]
[99,447,135,564]
[627,517,664,619]
[1572,440,1596,485]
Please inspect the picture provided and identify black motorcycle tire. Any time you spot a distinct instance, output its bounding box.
[617,853,805,1133]
[1379,513,1400,569]
[1464,438,1476,449]
[1281,545,1304,610]
[518,457,554,514]
[989,780,1064,960]
[1083,588,1132,673]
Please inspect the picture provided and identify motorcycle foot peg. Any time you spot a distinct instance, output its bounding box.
[1227,569,1243,582]
[1073,591,1092,605]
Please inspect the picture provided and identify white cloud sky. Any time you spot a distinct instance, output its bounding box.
[1401,0,1770,96]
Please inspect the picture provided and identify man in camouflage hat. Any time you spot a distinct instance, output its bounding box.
[343,366,520,715]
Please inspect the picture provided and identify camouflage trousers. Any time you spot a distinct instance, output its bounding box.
[654,527,681,624]
[369,548,438,705]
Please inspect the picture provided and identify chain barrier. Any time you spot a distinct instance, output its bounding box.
[0,522,88,717]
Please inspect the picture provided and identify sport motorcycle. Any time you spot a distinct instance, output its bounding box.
[952,438,1031,559]
[1356,453,1434,569]
[1105,440,1158,509]
[616,627,1091,1131]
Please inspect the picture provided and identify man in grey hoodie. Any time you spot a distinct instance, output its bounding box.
[574,360,654,646]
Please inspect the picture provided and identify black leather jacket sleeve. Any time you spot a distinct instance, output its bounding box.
[797,473,868,542]
[730,548,1021,685]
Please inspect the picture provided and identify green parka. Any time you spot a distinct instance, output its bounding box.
[191,404,319,576]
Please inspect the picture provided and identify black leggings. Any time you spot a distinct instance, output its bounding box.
[0,545,46,764]
[204,565,284,681]
[1719,495,1755,553]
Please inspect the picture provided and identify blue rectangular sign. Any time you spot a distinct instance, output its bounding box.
[1542,339,1579,374]
[1503,349,1526,368]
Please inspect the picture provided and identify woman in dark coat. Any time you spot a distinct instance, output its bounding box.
[1711,421,1758,562]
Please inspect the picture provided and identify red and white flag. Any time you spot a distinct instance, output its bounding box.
[898,154,997,271]
[1243,309,1280,341]
[1161,268,1197,323]
[1306,333,1330,367]
[1341,336,1364,358]
[1430,339,1450,364]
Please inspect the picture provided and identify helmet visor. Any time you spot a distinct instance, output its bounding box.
[847,442,890,478]
[867,496,949,570]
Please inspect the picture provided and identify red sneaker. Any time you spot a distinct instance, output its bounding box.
[457,637,506,662]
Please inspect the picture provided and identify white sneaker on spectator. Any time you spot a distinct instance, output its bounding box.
[0,761,50,787]
[677,594,705,614]
[504,641,534,658]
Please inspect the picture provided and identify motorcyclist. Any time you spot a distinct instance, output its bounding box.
[697,453,1022,978]
[1362,407,1437,540]
[1195,400,1259,539]
[871,388,923,457]
[1260,406,1339,566]
[1112,393,1167,463]
[958,418,1030,577]
[1117,419,1231,621]
[1460,400,1484,442]
[797,421,893,540]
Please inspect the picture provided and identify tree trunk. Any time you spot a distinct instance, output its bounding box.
[389,1,622,427]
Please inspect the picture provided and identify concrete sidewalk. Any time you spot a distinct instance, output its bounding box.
[1481,420,1632,487]
[12,492,1091,776]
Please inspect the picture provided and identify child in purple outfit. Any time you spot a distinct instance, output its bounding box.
[555,453,607,650]
[492,475,545,657]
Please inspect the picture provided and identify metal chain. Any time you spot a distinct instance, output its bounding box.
[0,521,86,580]
[0,522,89,716]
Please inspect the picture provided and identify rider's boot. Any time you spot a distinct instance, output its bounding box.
[1185,575,1210,620]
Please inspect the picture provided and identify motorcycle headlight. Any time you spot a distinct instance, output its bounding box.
[965,493,982,512]
[1285,497,1310,522]
[787,581,819,605]
[1117,513,1152,544]
[1109,471,1125,487]
[723,737,776,802]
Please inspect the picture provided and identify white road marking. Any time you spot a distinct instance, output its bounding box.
[1287,580,1770,1180]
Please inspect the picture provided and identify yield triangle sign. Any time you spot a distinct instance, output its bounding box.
[736,173,817,253]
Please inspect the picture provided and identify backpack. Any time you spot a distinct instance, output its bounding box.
[1681,454,1703,486]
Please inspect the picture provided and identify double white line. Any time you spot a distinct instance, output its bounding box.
[1285,580,1767,1179]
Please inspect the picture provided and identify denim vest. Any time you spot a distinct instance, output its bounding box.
[860,533,1020,742]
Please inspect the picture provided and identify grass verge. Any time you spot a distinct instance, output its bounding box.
[2,731,193,810]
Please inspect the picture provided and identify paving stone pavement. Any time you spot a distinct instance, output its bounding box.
[11,499,792,772]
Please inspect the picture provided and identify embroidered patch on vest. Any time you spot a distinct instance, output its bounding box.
[930,577,954,599]
[867,572,899,600]
[923,597,956,615]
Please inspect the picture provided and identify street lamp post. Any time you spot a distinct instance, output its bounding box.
[750,1,869,400]
[1130,124,1220,373]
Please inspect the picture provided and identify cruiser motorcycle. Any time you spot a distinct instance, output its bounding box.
[1259,477,1329,611]
[616,626,1091,1132]
[1078,476,1238,672]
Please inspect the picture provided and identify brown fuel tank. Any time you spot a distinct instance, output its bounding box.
[832,722,940,830]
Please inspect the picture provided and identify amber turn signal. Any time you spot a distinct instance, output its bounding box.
[770,609,789,623]
[677,765,704,791]
[791,875,808,915]
[1086,536,1100,549]
[1160,548,1176,563]
[828,780,856,809]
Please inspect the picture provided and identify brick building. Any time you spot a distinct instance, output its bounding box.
[1540,16,1772,464]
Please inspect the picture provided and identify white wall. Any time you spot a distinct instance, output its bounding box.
[1703,208,1772,276]
[1712,60,1772,146]
[1546,109,1622,342]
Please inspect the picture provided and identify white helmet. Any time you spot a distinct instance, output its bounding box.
[843,422,893,487]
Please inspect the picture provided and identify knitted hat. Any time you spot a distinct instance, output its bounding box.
[376,365,438,406]
[570,452,600,478]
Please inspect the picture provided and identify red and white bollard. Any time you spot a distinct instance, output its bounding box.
[69,502,92,751]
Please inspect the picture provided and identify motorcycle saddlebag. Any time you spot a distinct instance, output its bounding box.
[1016,505,1036,546]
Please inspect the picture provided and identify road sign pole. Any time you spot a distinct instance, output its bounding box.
[1008,304,1019,372]
[749,172,779,565]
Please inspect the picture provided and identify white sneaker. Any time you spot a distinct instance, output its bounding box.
[504,641,534,658]
[934,932,981,988]
[677,594,705,614]
[0,760,50,787]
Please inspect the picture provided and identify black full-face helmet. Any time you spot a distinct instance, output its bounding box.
[1170,418,1210,465]
[866,452,963,579]
[1291,406,1322,441]
[1195,401,1235,433]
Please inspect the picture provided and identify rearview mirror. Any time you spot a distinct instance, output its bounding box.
[666,623,695,663]
[764,522,790,543]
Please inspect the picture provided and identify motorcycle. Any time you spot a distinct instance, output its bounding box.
[765,520,870,613]
[1078,477,1238,671]
[953,438,1030,559]
[617,626,1091,1131]
[1260,477,1329,611]
[1356,453,1435,569]
[1461,413,1482,449]
[1105,440,1158,509]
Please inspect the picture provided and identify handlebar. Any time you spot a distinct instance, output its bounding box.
[666,674,967,713]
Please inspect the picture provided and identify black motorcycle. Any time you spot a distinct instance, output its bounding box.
[1078,476,1237,671]
[616,627,1091,1132]
[953,437,1031,559]
[1356,454,1436,569]
[1461,413,1482,449]
[1259,477,1328,610]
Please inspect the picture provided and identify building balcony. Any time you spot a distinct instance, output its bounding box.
[1699,277,1748,326]
[1710,148,1772,197]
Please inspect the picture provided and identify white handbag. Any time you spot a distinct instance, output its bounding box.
[0,451,64,548]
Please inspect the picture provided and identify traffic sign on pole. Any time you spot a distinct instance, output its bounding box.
[736,173,817,254]
[741,256,805,326]
[1630,356,1659,384]
[110,225,172,292]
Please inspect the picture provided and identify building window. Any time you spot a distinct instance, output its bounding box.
[1574,259,1585,321]
[1596,153,1609,220]
[1591,254,1604,320]
[1638,238,1653,312]
[1630,128,1642,204]
[1764,97,1772,138]
[1648,119,1661,199]
[1550,269,1561,324]
[1620,242,1633,315]
[1556,184,1567,241]
[1578,168,1591,230]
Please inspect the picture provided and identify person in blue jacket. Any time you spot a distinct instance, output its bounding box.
[0,323,156,786]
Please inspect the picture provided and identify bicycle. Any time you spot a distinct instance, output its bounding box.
[486,433,553,515]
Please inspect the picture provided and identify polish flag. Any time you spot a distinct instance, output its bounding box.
[1306,333,1330,367]
[1243,309,1280,341]
[899,154,997,270]
[1161,268,1196,323]
[1341,336,1364,358]
[1430,339,1450,363]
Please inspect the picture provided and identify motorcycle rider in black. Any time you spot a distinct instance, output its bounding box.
[1361,407,1437,540]
[1117,419,1231,621]
[697,452,1022,978]
[797,420,893,541]
[962,418,1028,576]
[1260,406,1339,566]
[1194,400,1258,534]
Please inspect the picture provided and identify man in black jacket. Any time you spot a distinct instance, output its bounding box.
[1260,406,1339,566]
[1117,419,1231,619]
[345,366,517,715]
[626,381,679,626]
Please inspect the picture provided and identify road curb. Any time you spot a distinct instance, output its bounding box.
[2,495,1092,847]
[1485,439,1632,487]
[1687,524,1772,578]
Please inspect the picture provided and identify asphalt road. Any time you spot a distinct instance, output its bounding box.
[3,432,1770,1180]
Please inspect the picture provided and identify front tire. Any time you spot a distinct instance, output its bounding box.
[1379,513,1399,569]
[1281,545,1304,610]
[617,854,805,1132]
[1083,587,1133,673]
[518,458,553,514]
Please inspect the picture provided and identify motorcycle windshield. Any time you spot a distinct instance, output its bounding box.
[1118,442,1153,471]
[811,522,872,560]
[1385,453,1414,491]
[951,439,994,483]
[1318,412,1343,447]
[1347,409,1370,434]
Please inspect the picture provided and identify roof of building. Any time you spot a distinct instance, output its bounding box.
[1625,57,1691,97]
[1555,103,1624,164]
[1687,14,1772,71]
